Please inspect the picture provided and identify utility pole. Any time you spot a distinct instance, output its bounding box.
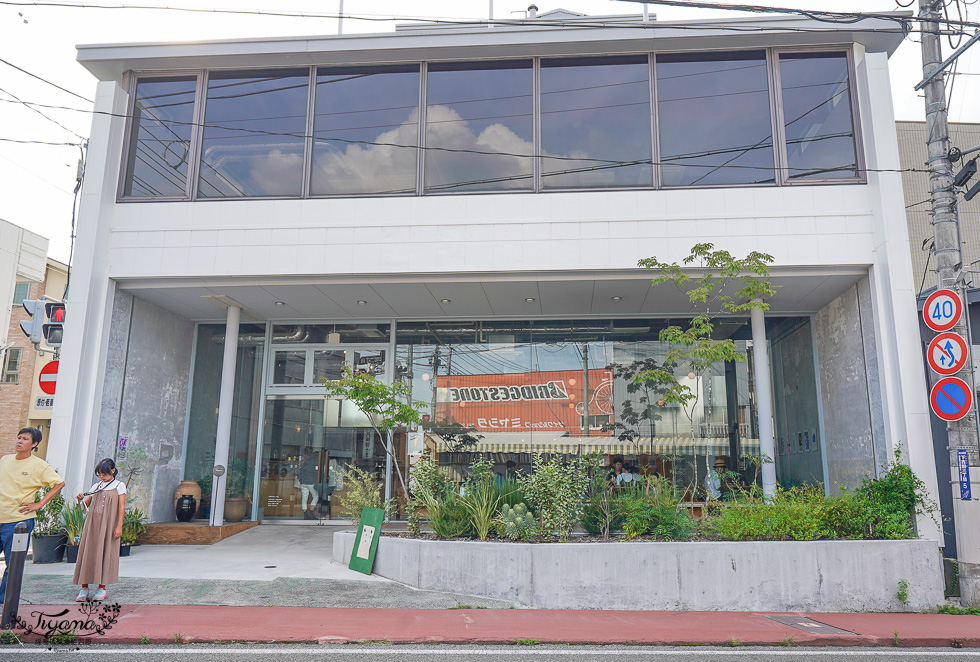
[582,343,590,436]
[918,0,980,606]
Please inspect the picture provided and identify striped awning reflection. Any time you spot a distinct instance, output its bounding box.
[432,433,761,457]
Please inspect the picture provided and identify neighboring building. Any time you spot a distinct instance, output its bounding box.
[53,9,941,546]
[1,258,69,458]
[0,219,48,456]
[897,121,980,295]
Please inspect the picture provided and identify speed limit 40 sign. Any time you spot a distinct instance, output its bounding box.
[923,289,963,332]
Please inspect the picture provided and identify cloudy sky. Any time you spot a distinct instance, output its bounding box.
[0,0,976,263]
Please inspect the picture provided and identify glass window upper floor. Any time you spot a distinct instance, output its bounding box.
[120,48,863,201]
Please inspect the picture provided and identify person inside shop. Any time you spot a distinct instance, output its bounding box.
[617,462,637,487]
[0,427,65,605]
[706,457,728,500]
[299,451,319,520]
[607,457,624,484]
[496,460,520,486]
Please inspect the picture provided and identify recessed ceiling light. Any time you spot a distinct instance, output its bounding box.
[356,300,368,305]
[274,301,285,307]
[525,297,536,303]
[440,298,451,304]
[611,296,622,302]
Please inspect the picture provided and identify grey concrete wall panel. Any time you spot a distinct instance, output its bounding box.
[96,289,134,462]
[857,277,888,473]
[815,283,878,491]
[333,532,944,612]
[114,296,194,522]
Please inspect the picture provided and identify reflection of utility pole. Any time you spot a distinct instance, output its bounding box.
[582,343,590,436]
[918,0,980,606]
[430,345,441,420]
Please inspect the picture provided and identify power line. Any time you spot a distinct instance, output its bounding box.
[0,136,79,145]
[0,86,85,140]
[0,1,967,33]
[0,57,92,103]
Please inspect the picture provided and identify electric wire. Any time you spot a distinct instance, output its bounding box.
[0,57,93,103]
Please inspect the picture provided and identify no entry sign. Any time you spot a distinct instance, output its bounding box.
[923,289,963,332]
[38,360,58,395]
[927,332,969,375]
[930,376,974,422]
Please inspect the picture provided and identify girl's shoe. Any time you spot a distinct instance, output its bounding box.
[75,588,89,602]
[91,588,107,602]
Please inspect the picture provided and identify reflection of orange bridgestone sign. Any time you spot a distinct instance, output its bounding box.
[436,369,613,436]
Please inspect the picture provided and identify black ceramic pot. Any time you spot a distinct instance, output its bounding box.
[31,534,66,564]
[66,545,79,563]
[119,543,131,557]
[175,495,197,522]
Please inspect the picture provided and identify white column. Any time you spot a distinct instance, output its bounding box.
[750,303,777,498]
[209,306,240,526]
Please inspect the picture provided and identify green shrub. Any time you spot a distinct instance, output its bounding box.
[710,486,825,541]
[407,454,452,534]
[615,478,696,540]
[581,493,623,536]
[33,486,67,535]
[494,477,526,508]
[338,466,392,526]
[497,503,534,541]
[423,491,473,539]
[460,471,500,541]
[520,453,593,541]
[854,455,928,539]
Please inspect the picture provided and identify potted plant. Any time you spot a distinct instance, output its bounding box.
[31,486,67,564]
[120,507,147,557]
[60,502,86,563]
[223,457,252,523]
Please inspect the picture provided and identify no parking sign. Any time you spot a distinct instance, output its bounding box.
[930,377,974,422]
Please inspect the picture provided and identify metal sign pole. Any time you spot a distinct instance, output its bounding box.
[1,522,30,629]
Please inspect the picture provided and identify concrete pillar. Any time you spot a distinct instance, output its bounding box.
[750,303,777,498]
[209,305,240,526]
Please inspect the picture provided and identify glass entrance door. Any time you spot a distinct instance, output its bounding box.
[259,397,387,520]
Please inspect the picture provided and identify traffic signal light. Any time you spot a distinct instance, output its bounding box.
[19,300,44,343]
[43,302,65,347]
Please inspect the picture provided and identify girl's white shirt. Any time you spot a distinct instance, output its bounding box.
[87,479,127,495]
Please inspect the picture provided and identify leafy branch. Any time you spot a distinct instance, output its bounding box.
[321,365,427,497]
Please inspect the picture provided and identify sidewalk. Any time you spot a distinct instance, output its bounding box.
[10,524,980,648]
[10,605,980,646]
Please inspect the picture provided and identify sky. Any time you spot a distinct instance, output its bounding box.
[0,0,977,264]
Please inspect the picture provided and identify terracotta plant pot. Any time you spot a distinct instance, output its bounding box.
[223,497,248,523]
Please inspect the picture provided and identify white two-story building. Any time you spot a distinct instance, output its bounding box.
[49,10,942,545]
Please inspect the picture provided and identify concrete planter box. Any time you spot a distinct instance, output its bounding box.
[333,531,944,612]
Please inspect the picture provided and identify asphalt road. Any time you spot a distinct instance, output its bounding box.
[1,645,979,661]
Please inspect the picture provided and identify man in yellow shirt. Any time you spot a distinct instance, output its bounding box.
[0,427,64,604]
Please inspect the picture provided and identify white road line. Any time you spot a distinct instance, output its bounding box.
[9,648,980,656]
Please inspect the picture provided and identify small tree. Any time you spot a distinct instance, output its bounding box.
[321,365,426,498]
[603,357,668,457]
[636,243,775,491]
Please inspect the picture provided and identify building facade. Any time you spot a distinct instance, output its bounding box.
[0,219,48,456]
[1,258,69,458]
[50,10,942,542]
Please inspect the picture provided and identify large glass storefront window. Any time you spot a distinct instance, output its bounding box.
[394,319,806,500]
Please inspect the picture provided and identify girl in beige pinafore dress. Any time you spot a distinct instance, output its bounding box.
[72,459,126,602]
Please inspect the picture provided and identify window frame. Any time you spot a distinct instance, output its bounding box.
[771,46,866,186]
[12,282,31,305]
[307,62,425,199]
[117,70,204,202]
[116,45,866,202]
[1,348,21,384]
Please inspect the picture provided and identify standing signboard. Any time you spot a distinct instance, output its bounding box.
[349,507,384,575]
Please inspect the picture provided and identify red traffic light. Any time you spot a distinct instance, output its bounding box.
[45,302,65,323]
